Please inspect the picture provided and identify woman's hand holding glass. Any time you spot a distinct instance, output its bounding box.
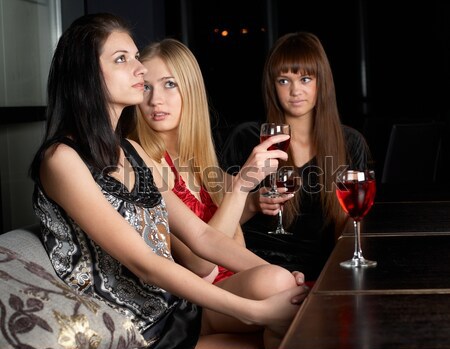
[234,133,290,193]
[257,186,294,216]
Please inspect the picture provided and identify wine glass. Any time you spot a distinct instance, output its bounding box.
[268,167,301,235]
[336,169,377,268]
[259,123,291,198]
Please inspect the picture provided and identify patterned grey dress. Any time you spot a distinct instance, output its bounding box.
[33,138,201,348]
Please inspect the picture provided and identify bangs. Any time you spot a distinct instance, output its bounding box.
[271,41,318,77]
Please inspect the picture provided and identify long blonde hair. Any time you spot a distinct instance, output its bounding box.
[263,32,348,236]
[132,38,224,205]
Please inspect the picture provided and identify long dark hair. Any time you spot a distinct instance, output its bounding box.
[30,13,134,181]
[263,32,347,235]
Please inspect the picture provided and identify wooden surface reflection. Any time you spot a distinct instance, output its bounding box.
[280,293,450,349]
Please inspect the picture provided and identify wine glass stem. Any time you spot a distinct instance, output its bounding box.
[353,220,363,259]
[270,172,277,193]
[277,207,283,228]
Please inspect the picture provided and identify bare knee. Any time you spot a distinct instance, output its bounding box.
[264,265,297,291]
[249,264,296,299]
[215,264,299,300]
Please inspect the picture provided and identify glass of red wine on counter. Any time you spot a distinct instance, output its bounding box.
[336,169,377,268]
[259,123,291,198]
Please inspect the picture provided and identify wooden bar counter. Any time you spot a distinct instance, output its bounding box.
[280,292,450,349]
[315,233,450,293]
[279,201,450,349]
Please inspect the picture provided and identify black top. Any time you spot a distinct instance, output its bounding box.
[221,123,370,281]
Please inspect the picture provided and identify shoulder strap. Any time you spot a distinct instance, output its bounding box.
[121,139,147,168]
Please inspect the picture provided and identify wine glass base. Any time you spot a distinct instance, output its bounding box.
[340,257,377,268]
[268,229,293,235]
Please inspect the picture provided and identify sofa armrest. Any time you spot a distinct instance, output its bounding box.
[0,224,147,348]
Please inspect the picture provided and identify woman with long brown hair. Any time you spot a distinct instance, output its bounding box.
[240,32,371,283]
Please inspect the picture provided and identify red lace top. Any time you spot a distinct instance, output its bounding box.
[164,153,233,283]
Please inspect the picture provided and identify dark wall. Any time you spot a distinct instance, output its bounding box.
[61,0,166,49]
[365,0,449,120]
[180,1,271,132]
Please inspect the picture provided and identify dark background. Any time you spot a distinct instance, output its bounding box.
[165,1,450,126]
[165,0,450,200]
[3,0,450,201]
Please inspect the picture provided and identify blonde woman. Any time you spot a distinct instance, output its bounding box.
[131,38,287,284]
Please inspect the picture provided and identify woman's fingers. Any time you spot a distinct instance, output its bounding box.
[258,188,295,215]
[236,134,290,191]
[291,271,305,286]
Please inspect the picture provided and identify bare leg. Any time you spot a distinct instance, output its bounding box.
[200,264,300,349]
[214,264,298,300]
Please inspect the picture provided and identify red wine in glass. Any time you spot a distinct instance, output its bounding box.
[336,170,377,268]
[259,123,291,198]
[260,135,290,152]
[336,178,376,221]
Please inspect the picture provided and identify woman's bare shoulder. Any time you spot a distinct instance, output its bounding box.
[42,142,81,167]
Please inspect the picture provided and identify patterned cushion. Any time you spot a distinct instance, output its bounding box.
[0,227,148,349]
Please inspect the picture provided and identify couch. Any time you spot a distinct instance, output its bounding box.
[0,224,148,348]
